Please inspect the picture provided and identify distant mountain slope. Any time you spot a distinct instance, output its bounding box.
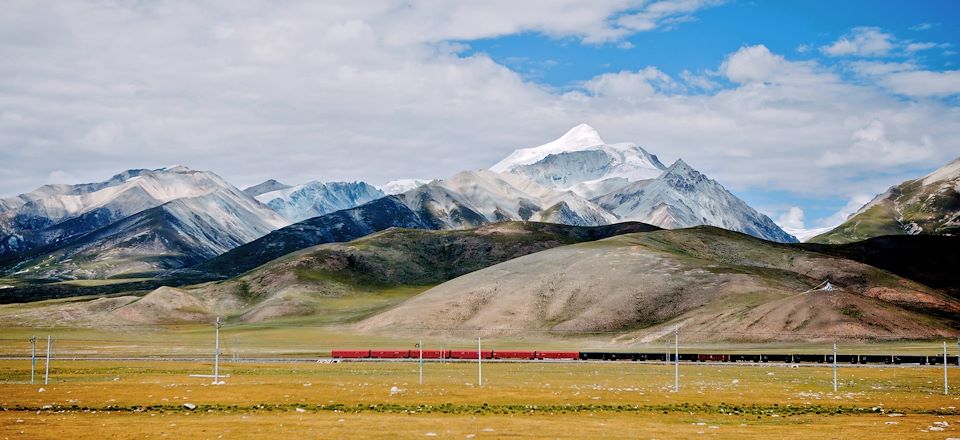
[243,179,291,197]
[0,166,246,257]
[190,196,430,278]
[193,171,617,278]
[8,187,290,280]
[491,125,796,243]
[397,170,616,229]
[811,156,960,244]
[357,227,959,341]
[594,160,797,243]
[255,181,384,222]
[380,179,431,195]
[1,167,289,280]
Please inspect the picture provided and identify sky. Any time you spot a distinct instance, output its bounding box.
[1,1,959,236]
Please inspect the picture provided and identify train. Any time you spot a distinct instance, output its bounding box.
[331,349,959,365]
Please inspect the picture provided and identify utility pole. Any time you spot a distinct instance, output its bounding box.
[213,317,221,385]
[418,339,423,385]
[478,336,483,387]
[44,335,50,385]
[674,327,679,393]
[945,341,949,396]
[833,343,838,392]
[30,336,36,385]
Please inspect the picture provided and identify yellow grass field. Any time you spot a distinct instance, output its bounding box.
[1,359,958,439]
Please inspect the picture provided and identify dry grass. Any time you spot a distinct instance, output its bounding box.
[1,360,958,439]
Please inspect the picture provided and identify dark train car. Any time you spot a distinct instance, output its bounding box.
[893,355,926,364]
[579,352,608,361]
[413,350,450,359]
[833,354,858,364]
[794,354,826,363]
[536,351,580,360]
[493,351,536,360]
[641,352,668,361]
[859,354,893,364]
[760,354,793,363]
[697,354,730,362]
[578,352,639,361]
[449,350,494,360]
[678,353,699,362]
[926,355,956,365]
[950,356,959,365]
[370,350,410,358]
[729,354,761,363]
[331,350,370,358]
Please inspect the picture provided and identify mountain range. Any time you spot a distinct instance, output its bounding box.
[1,124,802,283]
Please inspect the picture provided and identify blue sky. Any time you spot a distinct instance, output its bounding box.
[461,0,960,229]
[1,1,959,238]
[467,1,959,88]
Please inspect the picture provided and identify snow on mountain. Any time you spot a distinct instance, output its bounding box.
[490,124,666,196]
[593,160,798,243]
[397,170,616,228]
[380,179,431,195]
[255,181,385,223]
[0,166,290,277]
[243,179,291,197]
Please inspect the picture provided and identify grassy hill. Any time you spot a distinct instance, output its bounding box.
[1,222,659,326]
[357,227,960,342]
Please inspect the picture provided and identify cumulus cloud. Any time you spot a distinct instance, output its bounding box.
[820,27,895,57]
[583,67,678,99]
[880,70,960,97]
[819,120,933,167]
[776,206,805,230]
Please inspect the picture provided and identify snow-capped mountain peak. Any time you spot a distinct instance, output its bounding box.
[490,124,606,172]
[491,124,666,197]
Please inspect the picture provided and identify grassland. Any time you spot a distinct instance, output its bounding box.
[1,359,958,439]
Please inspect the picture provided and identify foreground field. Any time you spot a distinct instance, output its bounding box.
[1,360,958,439]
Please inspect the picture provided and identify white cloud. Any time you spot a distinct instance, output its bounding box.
[819,120,933,167]
[821,194,875,226]
[720,45,828,85]
[910,23,933,31]
[776,206,805,230]
[0,2,958,212]
[679,70,719,90]
[820,27,894,57]
[583,67,677,99]
[848,60,917,76]
[614,0,722,36]
[906,42,937,52]
[880,70,960,97]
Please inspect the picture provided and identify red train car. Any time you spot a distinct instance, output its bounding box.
[535,351,580,360]
[331,349,370,358]
[449,350,494,359]
[493,350,536,360]
[412,350,451,359]
[697,354,730,362]
[370,350,410,358]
